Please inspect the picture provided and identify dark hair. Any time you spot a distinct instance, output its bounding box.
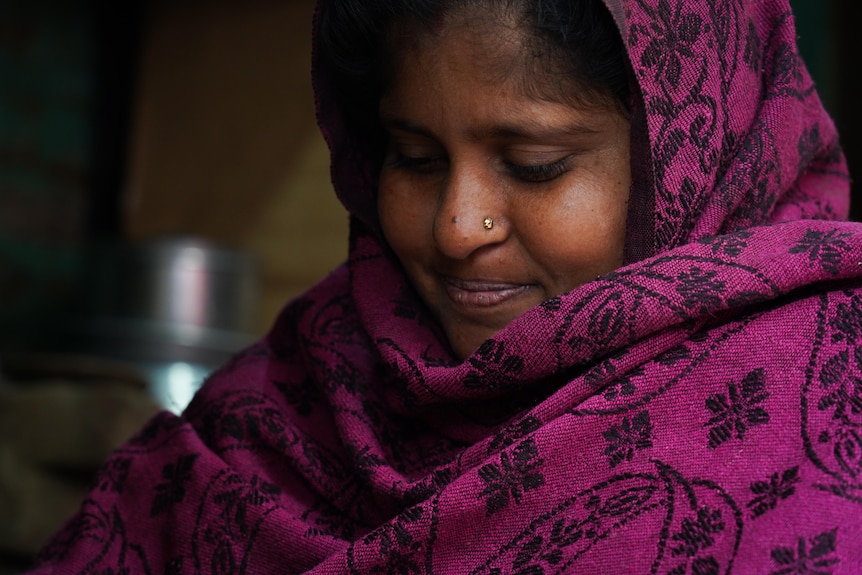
[319,0,631,157]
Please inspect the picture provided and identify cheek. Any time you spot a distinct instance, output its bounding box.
[577,161,630,250]
[378,174,430,262]
[524,175,629,279]
[585,186,629,263]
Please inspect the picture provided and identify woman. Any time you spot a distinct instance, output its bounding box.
[29,0,862,572]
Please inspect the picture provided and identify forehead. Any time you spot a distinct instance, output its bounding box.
[387,5,523,78]
[383,4,606,112]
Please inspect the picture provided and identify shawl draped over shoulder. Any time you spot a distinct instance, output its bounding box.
[29,0,862,572]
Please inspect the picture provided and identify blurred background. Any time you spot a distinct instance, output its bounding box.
[0,0,858,571]
[0,0,346,570]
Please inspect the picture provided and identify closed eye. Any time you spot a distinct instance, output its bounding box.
[505,156,571,183]
[387,152,447,174]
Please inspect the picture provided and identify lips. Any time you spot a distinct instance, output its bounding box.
[443,276,536,308]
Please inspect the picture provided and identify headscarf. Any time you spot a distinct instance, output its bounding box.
[28,0,862,573]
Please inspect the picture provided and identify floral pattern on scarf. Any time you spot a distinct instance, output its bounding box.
[28,0,862,573]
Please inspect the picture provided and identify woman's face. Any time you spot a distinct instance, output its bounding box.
[378,13,631,360]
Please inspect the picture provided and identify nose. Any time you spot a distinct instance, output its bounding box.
[432,164,508,260]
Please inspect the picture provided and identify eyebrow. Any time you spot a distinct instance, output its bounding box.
[379,116,602,142]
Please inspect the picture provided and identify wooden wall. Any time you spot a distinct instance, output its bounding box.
[126,0,348,334]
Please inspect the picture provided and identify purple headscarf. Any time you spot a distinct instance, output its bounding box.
[28,0,862,573]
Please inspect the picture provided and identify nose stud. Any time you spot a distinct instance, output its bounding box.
[483,217,494,230]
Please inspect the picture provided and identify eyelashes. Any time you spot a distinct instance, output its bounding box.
[386,153,572,184]
[504,157,570,183]
[387,153,445,173]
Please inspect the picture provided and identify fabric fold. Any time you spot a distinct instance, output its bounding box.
[26,0,862,572]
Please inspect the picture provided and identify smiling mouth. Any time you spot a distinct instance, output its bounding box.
[443,277,537,309]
